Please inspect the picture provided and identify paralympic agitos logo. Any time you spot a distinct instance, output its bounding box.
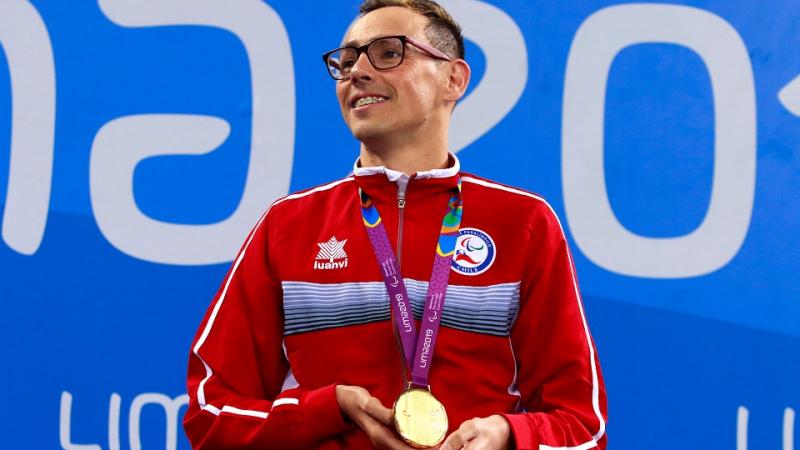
[451,228,496,275]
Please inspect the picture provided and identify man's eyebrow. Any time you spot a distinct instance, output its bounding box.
[342,39,360,48]
[341,34,398,48]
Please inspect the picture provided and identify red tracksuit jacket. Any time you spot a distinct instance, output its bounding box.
[184,157,608,449]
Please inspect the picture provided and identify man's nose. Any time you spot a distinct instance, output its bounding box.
[349,52,373,83]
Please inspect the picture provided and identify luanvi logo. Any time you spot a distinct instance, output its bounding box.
[314,236,348,270]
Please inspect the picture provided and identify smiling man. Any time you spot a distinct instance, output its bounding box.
[184,1,607,449]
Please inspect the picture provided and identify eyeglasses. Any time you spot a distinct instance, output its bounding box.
[322,35,452,81]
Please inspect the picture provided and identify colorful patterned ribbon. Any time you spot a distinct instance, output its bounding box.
[360,179,463,388]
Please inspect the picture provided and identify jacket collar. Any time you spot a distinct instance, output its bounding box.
[352,152,460,180]
[352,152,461,201]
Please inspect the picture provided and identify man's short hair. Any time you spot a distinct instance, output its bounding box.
[359,0,465,60]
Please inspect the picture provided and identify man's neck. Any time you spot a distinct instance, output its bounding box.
[358,132,450,175]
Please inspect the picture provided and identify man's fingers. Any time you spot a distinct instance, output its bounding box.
[337,385,418,450]
[442,415,512,450]
[362,395,394,425]
[461,436,490,450]
[440,419,479,450]
[357,413,416,450]
[440,431,467,450]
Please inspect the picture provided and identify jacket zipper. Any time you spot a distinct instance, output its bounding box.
[394,182,409,387]
[396,189,406,270]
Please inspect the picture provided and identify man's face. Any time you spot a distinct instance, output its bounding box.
[336,7,449,143]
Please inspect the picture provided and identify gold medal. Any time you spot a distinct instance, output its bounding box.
[392,388,448,448]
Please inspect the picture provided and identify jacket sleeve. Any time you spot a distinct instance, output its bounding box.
[502,205,608,450]
[183,207,350,449]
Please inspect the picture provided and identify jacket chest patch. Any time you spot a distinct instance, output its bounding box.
[314,236,349,270]
[452,228,496,276]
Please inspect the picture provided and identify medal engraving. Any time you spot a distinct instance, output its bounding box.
[392,388,448,448]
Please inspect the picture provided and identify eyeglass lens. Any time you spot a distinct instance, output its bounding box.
[327,37,404,79]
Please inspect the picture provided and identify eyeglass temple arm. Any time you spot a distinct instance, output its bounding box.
[405,36,453,61]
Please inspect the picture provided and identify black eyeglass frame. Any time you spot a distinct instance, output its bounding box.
[322,35,453,80]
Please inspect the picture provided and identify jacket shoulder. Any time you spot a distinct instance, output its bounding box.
[460,173,550,208]
[460,172,564,232]
[268,176,356,214]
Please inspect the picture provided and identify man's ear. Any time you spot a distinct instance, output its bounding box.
[444,59,471,103]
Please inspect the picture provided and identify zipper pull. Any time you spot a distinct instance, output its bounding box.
[398,193,406,209]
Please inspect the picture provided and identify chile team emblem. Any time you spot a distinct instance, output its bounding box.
[451,228,496,275]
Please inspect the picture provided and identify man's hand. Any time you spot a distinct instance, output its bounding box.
[335,385,416,450]
[439,415,512,450]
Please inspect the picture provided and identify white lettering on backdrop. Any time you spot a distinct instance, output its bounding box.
[737,406,795,450]
[440,0,528,153]
[562,4,756,278]
[60,391,189,450]
[779,74,800,116]
[0,0,55,255]
[0,1,759,279]
[93,0,295,265]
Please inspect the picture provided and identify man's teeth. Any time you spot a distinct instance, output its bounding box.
[354,97,386,108]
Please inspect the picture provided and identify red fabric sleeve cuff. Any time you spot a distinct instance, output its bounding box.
[502,413,539,450]
[301,384,351,438]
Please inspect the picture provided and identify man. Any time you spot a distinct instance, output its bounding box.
[184,1,607,449]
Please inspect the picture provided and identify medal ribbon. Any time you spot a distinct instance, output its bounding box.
[359,179,462,388]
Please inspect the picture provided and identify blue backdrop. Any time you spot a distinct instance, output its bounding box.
[0,1,798,449]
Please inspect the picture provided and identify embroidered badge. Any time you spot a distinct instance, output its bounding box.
[314,236,349,270]
[451,228,495,275]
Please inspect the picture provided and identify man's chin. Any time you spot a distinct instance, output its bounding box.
[351,125,392,143]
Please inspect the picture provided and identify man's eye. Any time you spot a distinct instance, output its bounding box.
[341,58,356,70]
[382,50,401,59]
